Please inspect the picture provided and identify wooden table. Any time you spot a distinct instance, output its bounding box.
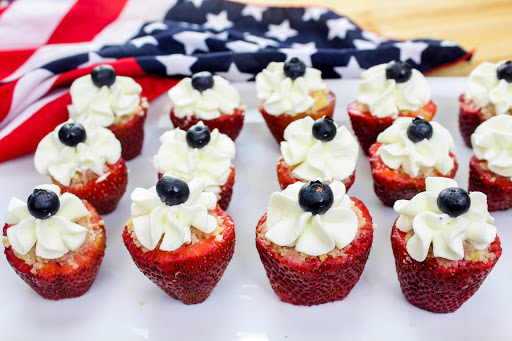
[235,0,512,76]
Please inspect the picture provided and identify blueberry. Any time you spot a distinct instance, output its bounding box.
[91,65,116,88]
[437,187,471,218]
[406,117,433,143]
[186,124,211,149]
[58,122,87,147]
[298,181,334,215]
[312,116,337,142]
[283,57,306,80]
[156,176,190,206]
[191,71,214,92]
[385,61,413,83]
[27,189,60,219]
[497,61,512,83]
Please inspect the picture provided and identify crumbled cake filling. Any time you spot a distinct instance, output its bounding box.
[480,102,512,120]
[374,147,443,178]
[306,89,329,114]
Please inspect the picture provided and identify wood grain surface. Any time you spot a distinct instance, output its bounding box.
[234,0,512,76]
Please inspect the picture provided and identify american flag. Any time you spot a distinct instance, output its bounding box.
[0,0,471,163]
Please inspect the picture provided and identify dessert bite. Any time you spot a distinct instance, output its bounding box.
[68,64,148,160]
[348,61,436,155]
[3,184,106,300]
[34,120,128,214]
[459,60,512,147]
[123,176,235,304]
[277,115,358,190]
[168,71,245,141]
[391,177,501,313]
[369,117,457,206]
[256,180,374,306]
[256,57,336,143]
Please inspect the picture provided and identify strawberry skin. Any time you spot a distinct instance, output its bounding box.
[276,156,355,191]
[348,100,436,155]
[459,94,486,148]
[369,142,458,207]
[468,156,512,211]
[259,90,336,144]
[3,200,106,300]
[170,107,245,141]
[109,104,147,161]
[391,221,501,313]
[255,197,373,306]
[53,158,128,215]
[123,206,235,304]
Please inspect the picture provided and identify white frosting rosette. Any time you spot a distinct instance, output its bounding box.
[265,181,358,256]
[5,184,89,259]
[168,75,241,120]
[255,61,327,116]
[465,61,512,115]
[393,177,496,262]
[472,115,512,178]
[357,63,431,118]
[153,122,235,194]
[377,117,455,177]
[68,74,142,127]
[280,116,358,182]
[130,177,218,251]
[34,120,121,186]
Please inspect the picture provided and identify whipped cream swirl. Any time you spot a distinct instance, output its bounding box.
[68,74,142,127]
[265,181,358,256]
[377,117,455,177]
[255,61,327,116]
[168,75,241,120]
[394,177,496,262]
[465,61,512,115]
[35,121,121,186]
[153,122,235,194]
[130,178,218,251]
[357,63,431,118]
[281,116,358,182]
[5,184,89,259]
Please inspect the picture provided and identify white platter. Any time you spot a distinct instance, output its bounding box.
[0,78,510,340]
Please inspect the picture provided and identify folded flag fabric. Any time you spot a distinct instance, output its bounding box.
[0,0,471,163]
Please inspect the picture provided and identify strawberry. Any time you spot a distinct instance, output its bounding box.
[109,104,147,161]
[170,107,245,141]
[459,94,486,148]
[53,158,128,215]
[369,142,458,207]
[348,100,436,155]
[468,156,512,211]
[260,90,336,144]
[276,156,355,191]
[3,200,106,300]
[391,221,501,313]
[123,206,235,304]
[255,197,373,306]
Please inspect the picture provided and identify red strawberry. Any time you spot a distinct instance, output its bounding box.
[459,94,486,148]
[123,206,235,304]
[276,156,355,191]
[468,156,512,211]
[259,90,336,144]
[109,102,147,161]
[170,107,245,141]
[369,142,458,207]
[53,158,128,215]
[3,200,106,300]
[391,221,501,313]
[348,100,436,155]
[255,197,373,306]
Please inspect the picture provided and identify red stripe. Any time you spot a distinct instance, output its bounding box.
[0,1,15,18]
[46,0,128,44]
[0,49,36,80]
[0,80,16,122]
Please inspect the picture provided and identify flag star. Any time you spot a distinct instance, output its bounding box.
[394,40,429,64]
[302,7,327,21]
[441,40,458,47]
[280,42,317,66]
[174,31,210,55]
[203,11,233,32]
[265,20,298,42]
[241,5,266,22]
[361,31,388,45]
[353,39,376,50]
[129,36,158,48]
[187,0,204,8]
[334,56,366,79]
[217,62,254,82]
[213,31,229,41]
[226,40,260,53]
[245,33,278,48]
[79,52,116,68]
[326,17,356,40]
[155,54,197,76]
[144,22,168,34]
